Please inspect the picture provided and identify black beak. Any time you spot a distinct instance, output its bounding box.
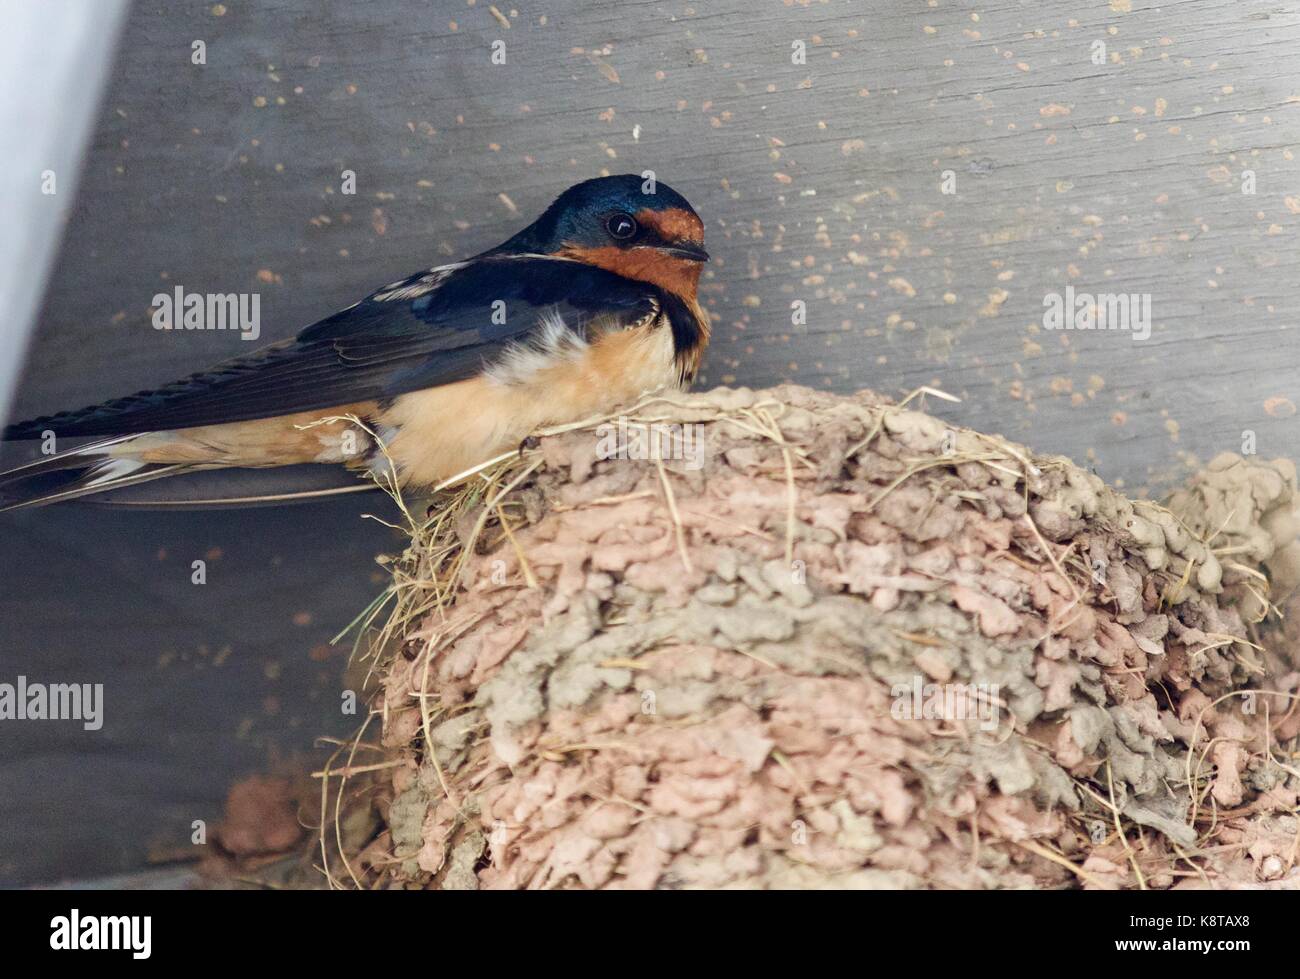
[661,242,710,263]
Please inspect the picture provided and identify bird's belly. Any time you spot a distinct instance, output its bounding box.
[379,322,682,487]
[125,405,378,467]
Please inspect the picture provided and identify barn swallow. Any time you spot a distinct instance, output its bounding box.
[0,174,710,510]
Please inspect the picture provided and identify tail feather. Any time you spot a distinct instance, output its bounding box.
[0,437,195,511]
[0,434,134,484]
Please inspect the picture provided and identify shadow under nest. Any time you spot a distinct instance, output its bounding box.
[302,383,1300,890]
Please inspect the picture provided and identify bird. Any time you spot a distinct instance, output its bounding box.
[0,174,710,510]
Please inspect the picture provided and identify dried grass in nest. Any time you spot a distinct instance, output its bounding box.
[311,385,1300,890]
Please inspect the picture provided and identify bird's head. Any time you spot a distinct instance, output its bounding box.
[493,174,708,298]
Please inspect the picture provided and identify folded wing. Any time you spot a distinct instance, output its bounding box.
[3,256,659,440]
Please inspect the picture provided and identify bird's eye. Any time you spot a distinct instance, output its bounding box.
[606,213,638,240]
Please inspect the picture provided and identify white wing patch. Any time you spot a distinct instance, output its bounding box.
[373,262,466,302]
[485,309,590,387]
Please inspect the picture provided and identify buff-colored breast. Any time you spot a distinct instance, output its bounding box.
[378,317,681,487]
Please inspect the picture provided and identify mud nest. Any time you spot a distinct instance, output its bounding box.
[319,385,1300,890]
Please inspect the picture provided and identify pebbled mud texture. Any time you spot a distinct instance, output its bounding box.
[351,385,1300,890]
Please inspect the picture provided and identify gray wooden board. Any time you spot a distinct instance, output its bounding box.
[2,0,1298,883]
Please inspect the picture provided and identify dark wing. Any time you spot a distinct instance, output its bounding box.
[3,256,659,440]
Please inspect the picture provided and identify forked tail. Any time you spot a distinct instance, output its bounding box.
[0,436,194,511]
